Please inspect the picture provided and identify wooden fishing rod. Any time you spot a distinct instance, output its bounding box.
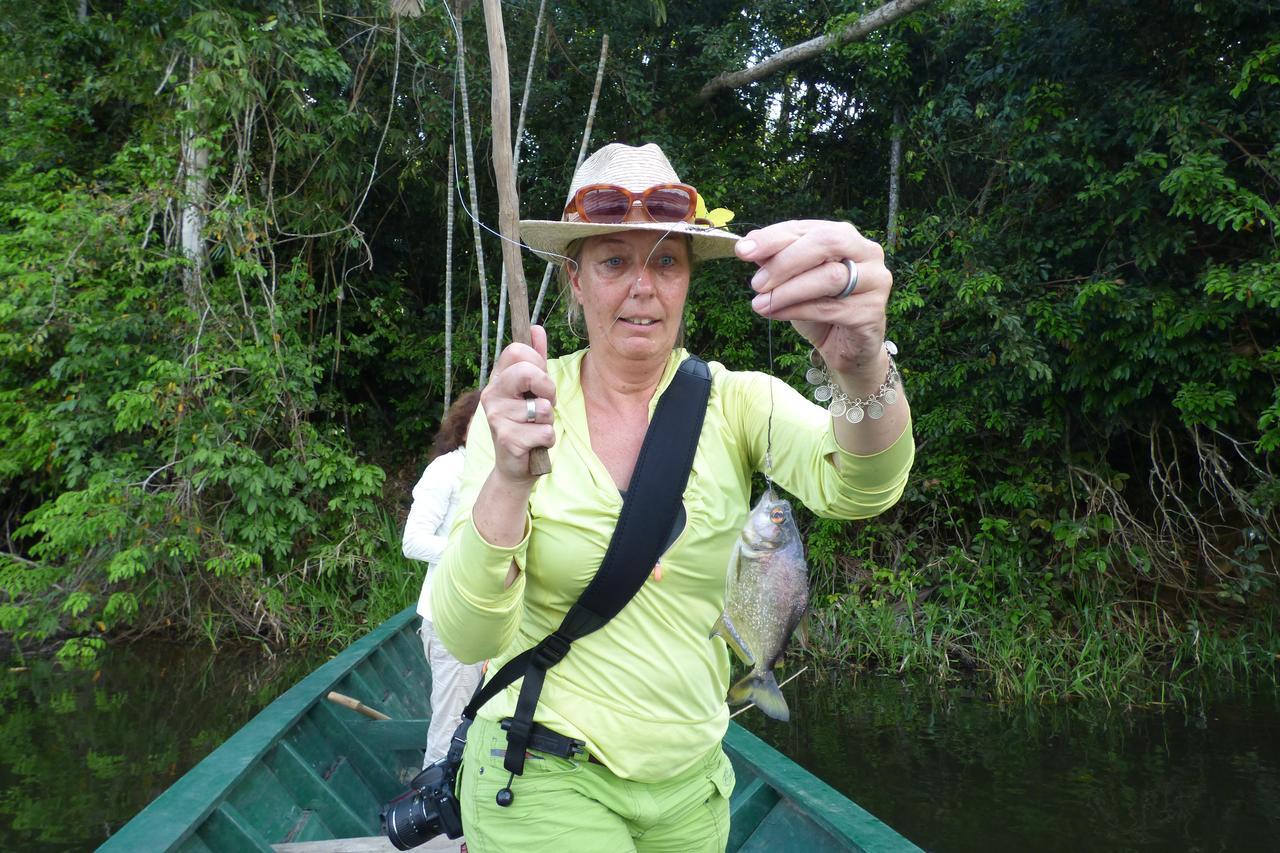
[480,0,552,477]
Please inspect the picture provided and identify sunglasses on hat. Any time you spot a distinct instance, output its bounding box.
[564,183,698,225]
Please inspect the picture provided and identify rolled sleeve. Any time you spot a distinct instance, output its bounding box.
[433,514,531,663]
[817,418,914,519]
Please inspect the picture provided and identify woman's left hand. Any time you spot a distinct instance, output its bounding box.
[736,220,891,384]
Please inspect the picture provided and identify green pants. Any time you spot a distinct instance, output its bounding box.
[458,716,735,852]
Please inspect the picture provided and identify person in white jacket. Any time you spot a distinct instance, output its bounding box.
[403,389,484,765]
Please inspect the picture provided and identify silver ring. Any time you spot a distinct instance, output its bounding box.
[524,397,538,423]
[836,259,859,299]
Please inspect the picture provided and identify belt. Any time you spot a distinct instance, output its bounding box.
[499,718,604,766]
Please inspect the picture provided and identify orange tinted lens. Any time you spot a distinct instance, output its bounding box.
[644,187,694,222]
[578,187,631,223]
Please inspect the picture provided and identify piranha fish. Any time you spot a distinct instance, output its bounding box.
[711,488,809,721]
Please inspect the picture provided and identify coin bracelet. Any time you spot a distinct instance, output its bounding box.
[805,341,901,424]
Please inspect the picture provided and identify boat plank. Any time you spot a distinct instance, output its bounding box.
[376,632,420,700]
[346,669,394,716]
[176,834,217,853]
[727,775,781,850]
[267,740,371,838]
[279,734,379,827]
[359,651,396,705]
[283,711,339,771]
[311,700,403,797]
[272,835,462,852]
[344,718,430,754]
[386,626,432,705]
[224,761,305,841]
[366,650,414,719]
[737,801,854,852]
[194,802,275,852]
[388,638,427,719]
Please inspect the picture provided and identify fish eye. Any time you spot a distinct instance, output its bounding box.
[769,507,785,524]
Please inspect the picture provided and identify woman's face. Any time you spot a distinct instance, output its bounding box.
[569,229,691,363]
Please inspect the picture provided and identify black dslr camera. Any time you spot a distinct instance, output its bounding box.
[382,719,469,850]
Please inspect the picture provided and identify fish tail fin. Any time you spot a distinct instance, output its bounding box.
[728,670,790,722]
[711,614,756,667]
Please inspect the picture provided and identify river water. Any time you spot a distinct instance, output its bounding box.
[740,672,1280,852]
[1,641,1276,852]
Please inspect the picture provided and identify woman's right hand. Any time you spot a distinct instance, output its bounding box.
[481,324,557,488]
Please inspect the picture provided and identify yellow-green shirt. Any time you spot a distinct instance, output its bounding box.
[433,348,913,782]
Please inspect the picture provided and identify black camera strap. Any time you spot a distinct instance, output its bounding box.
[460,355,711,778]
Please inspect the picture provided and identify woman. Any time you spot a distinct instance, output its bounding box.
[433,143,913,852]
[402,388,484,767]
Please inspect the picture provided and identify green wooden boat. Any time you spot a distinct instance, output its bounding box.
[102,606,920,852]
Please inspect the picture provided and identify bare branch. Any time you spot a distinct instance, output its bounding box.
[697,0,937,101]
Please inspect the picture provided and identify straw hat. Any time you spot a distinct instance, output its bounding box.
[520,143,740,265]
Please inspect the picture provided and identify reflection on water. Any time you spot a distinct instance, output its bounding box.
[0,640,326,852]
[739,671,1280,852]
[2,642,1277,852]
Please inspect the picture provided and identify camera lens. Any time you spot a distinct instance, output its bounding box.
[384,793,441,851]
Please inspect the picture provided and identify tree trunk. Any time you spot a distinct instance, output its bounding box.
[697,0,937,101]
[179,59,208,315]
[444,144,456,413]
[887,105,903,254]
[456,19,490,384]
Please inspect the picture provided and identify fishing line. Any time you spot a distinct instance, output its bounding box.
[764,311,775,489]
[730,220,776,488]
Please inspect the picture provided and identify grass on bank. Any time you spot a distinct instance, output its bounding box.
[804,587,1280,707]
[295,509,1280,709]
[92,500,1273,711]
[284,506,424,653]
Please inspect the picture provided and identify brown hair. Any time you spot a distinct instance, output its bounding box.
[430,388,481,459]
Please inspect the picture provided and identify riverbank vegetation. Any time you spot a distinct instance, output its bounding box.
[2,0,1276,704]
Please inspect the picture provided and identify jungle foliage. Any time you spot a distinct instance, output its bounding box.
[1,0,1277,701]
